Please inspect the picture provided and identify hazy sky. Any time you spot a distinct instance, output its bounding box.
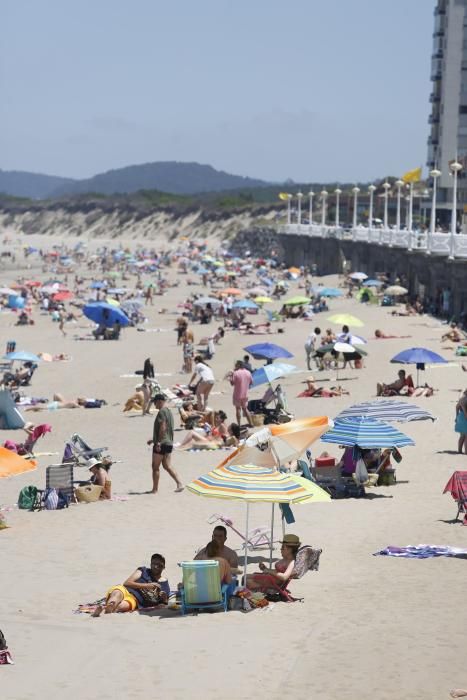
[1,0,434,182]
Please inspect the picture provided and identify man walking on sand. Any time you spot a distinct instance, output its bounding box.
[230,360,253,427]
[147,394,183,494]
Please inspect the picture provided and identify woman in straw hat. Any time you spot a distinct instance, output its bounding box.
[245,534,301,593]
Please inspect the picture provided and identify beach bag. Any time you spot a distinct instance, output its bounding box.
[43,488,70,510]
[18,485,39,511]
[354,458,369,485]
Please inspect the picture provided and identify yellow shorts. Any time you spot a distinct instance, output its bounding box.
[106,585,138,611]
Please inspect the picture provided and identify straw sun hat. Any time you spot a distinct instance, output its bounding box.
[281,534,301,546]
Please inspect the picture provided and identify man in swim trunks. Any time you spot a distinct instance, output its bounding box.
[147,394,183,494]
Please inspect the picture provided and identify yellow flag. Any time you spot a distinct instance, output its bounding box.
[402,167,422,184]
[278,192,290,201]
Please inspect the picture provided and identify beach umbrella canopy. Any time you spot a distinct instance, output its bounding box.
[254,296,273,304]
[4,351,40,363]
[314,287,343,297]
[0,287,17,296]
[244,343,293,360]
[187,463,329,504]
[220,417,334,468]
[390,347,447,366]
[90,281,106,289]
[284,296,311,306]
[250,286,268,296]
[232,299,258,310]
[365,279,383,287]
[52,291,74,302]
[335,400,436,423]
[193,296,222,307]
[349,272,368,280]
[385,285,408,296]
[220,288,242,296]
[348,334,367,345]
[0,447,37,478]
[317,342,368,357]
[83,302,130,328]
[328,314,364,327]
[321,416,414,448]
[251,363,299,388]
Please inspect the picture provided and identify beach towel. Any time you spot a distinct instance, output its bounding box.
[443,471,467,503]
[293,546,322,577]
[373,545,467,558]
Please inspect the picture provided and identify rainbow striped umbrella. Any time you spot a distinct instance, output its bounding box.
[187,463,330,504]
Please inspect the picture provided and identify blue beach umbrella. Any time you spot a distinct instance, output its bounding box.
[390,347,448,386]
[314,287,343,298]
[90,281,106,289]
[365,279,383,287]
[232,299,259,310]
[4,351,41,363]
[244,343,293,361]
[83,302,130,328]
[335,400,435,423]
[251,363,299,388]
[321,416,414,449]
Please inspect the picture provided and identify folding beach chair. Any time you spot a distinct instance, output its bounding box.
[443,471,467,523]
[64,433,108,465]
[208,513,272,549]
[179,560,230,615]
[248,545,323,603]
[46,463,75,502]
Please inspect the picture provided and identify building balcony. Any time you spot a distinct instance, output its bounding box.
[428,114,440,124]
[430,92,441,103]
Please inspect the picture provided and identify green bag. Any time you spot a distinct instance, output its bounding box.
[18,485,39,511]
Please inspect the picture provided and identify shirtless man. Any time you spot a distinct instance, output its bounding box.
[377,369,407,397]
[195,525,240,573]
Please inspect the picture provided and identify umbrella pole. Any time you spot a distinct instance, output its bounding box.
[269,503,275,569]
[244,501,250,580]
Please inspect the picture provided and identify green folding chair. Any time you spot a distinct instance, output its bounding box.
[179,560,230,615]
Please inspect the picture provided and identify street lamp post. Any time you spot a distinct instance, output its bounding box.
[308,191,314,227]
[334,188,342,227]
[395,179,404,232]
[321,190,328,228]
[428,168,441,255]
[287,194,292,225]
[297,191,303,226]
[383,182,391,231]
[368,185,376,230]
[449,160,463,259]
[352,186,360,227]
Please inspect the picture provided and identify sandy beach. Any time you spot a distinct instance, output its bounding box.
[1,234,466,700]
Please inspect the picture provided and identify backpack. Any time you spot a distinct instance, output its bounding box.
[43,488,70,510]
[18,485,39,511]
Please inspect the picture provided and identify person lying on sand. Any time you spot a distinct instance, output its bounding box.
[297,377,349,398]
[374,329,411,339]
[176,420,240,450]
[26,393,106,410]
[92,553,169,617]
[442,323,463,343]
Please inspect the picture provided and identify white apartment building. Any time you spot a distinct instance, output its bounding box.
[427,0,467,221]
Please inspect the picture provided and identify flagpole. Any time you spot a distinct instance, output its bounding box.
[408,183,414,251]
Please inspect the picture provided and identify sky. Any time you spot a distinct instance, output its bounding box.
[1,0,434,183]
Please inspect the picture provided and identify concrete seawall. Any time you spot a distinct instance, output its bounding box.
[232,228,467,318]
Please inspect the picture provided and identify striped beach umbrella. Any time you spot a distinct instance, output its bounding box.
[187,463,329,504]
[335,400,435,423]
[321,416,414,448]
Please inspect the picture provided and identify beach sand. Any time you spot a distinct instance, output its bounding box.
[1,235,466,700]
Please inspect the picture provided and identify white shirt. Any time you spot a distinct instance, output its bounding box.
[195,362,214,382]
[305,332,317,350]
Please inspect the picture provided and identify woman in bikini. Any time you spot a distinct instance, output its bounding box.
[176,417,240,450]
[246,534,300,593]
